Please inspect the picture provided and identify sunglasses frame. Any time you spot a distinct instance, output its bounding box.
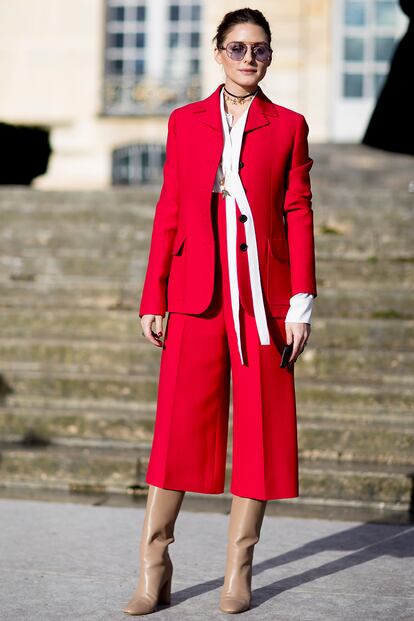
[218,41,273,63]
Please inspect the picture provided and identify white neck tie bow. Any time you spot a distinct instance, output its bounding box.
[219,87,270,365]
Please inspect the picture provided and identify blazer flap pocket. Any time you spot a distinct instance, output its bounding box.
[267,237,289,261]
[172,232,186,255]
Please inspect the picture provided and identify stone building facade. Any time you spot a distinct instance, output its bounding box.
[0,0,407,188]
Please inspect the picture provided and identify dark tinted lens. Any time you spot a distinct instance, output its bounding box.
[254,45,271,61]
[227,43,246,59]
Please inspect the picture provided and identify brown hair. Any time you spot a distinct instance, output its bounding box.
[212,7,272,49]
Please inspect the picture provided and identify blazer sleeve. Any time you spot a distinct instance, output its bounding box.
[139,109,180,318]
[283,114,318,298]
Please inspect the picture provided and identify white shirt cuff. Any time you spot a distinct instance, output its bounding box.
[285,293,315,324]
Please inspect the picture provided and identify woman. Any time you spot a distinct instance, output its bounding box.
[123,7,317,616]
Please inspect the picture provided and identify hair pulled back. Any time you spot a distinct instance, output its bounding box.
[212,7,272,49]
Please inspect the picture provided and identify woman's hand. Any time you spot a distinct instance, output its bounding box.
[285,322,311,364]
[141,314,164,347]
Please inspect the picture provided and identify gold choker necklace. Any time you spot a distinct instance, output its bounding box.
[223,86,258,106]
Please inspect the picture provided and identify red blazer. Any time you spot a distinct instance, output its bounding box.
[139,82,317,319]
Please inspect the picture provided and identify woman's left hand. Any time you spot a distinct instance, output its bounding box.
[285,322,311,364]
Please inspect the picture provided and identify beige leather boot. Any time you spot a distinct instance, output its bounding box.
[219,494,267,614]
[122,484,185,615]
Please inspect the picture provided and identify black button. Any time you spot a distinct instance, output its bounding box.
[239,214,248,223]
[240,242,248,251]
[239,161,244,169]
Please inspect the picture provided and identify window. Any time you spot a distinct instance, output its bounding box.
[331,0,407,139]
[340,0,400,99]
[112,143,166,184]
[103,0,202,115]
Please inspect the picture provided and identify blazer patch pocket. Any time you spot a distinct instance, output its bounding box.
[168,232,187,300]
[267,237,291,304]
[172,232,186,256]
[267,237,290,262]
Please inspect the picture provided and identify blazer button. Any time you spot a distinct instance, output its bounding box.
[239,161,244,169]
[240,242,248,251]
[239,214,248,223]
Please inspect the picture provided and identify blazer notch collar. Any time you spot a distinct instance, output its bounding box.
[192,83,278,132]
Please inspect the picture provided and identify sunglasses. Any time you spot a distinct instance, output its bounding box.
[218,41,273,63]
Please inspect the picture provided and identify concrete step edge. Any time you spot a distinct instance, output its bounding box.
[0,480,410,522]
[1,338,414,357]
[2,405,414,433]
[3,365,414,395]
[1,440,412,477]
[3,397,413,422]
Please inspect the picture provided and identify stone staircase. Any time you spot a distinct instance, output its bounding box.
[1,143,413,520]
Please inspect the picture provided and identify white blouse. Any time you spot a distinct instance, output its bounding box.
[213,108,314,325]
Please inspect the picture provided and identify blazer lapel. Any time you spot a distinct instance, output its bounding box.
[191,82,279,133]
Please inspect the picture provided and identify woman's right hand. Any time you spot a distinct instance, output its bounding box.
[141,314,164,347]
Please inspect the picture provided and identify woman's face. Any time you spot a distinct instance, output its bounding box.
[214,22,272,92]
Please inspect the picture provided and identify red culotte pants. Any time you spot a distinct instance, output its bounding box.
[145,192,299,501]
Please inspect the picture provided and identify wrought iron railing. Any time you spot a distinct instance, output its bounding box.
[102,74,202,116]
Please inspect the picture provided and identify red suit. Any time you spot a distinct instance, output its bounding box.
[139,82,317,500]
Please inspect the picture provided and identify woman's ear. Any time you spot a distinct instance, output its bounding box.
[214,47,223,66]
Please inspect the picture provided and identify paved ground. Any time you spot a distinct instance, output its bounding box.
[1,497,413,621]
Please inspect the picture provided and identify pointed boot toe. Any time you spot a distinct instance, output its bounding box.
[122,595,155,616]
[123,573,171,615]
[220,594,250,613]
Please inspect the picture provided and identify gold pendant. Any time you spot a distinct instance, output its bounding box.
[220,176,230,198]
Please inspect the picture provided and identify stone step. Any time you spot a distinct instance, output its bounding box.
[297,424,414,465]
[1,254,147,281]
[2,255,413,289]
[1,400,413,466]
[0,187,158,210]
[0,441,411,507]
[1,367,160,402]
[312,172,414,193]
[1,283,413,319]
[0,226,150,253]
[4,394,413,426]
[0,308,140,340]
[315,235,413,261]
[0,483,409,524]
[314,187,413,211]
[1,232,412,259]
[1,310,413,350]
[1,187,413,231]
[311,143,414,189]
[0,202,158,224]
[318,288,414,319]
[1,182,413,215]
[1,205,413,238]
[2,259,414,292]
[295,378,414,412]
[2,207,413,241]
[317,258,414,288]
[1,342,413,384]
[1,366,413,419]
